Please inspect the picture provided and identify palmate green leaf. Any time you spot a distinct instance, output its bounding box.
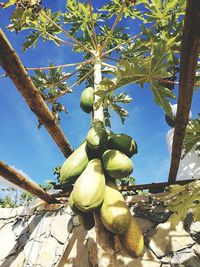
[182,115,200,158]
[100,0,144,20]
[99,24,129,53]
[164,180,200,227]
[143,0,186,26]
[151,81,175,115]
[7,8,62,50]
[63,0,99,37]
[101,42,175,114]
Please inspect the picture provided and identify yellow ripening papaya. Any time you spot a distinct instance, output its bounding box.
[102,149,133,179]
[72,159,106,212]
[69,192,95,230]
[59,142,90,185]
[100,185,132,234]
[118,217,144,258]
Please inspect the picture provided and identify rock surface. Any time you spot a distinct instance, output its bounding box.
[0,196,199,266]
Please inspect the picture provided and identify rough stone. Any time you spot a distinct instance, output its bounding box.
[29,211,53,240]
[148,221,194,257]
[16,206,35,217]
[0,223,17,261]
[0,207,17,219]
[51,212,71,243]
[1,250,25,267]
[170,247,200,267]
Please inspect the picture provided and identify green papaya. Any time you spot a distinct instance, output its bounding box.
[108,133,137,158]
[72,159,106,212]
[118,217,144,258]
[59,142,90,185]
[102,149,133,179]
[69,192,95,230]
[86,120,108,154]
[80,87,94,113]
[100,185,132,234]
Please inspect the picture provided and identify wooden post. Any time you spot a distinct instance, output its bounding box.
[0,160,59,203]
[168,0,200,184]
[0,29,73,158]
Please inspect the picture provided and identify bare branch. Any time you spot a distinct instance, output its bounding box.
[0,29,73,157]
[0,161,59,203]
[168,0,200,184]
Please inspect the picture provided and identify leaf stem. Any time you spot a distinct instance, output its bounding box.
[101,62,117,70]
[45,32,74,47]
[88,0,98,49]
[26,60,91,71]
[102,24,155,57]
[99,2,126,54]
[40,10,94,55]
[52,68,94,102]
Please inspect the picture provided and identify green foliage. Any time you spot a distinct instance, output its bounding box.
[31,64,70,124]
[100,42,176,115]
[164,180,200,227]
[182,114,200,158]
[100,0,144,20]
[7,8,61,50]
[63,0,99,37]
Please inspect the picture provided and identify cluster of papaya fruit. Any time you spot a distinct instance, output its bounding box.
[59,87,144,258]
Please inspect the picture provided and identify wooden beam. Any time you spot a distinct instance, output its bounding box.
[168,0,200,184]
[50,179,199,198]
[0,160,59,203]
[0,29,73,158]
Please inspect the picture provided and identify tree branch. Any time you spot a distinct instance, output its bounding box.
[0,161,59,203]
[0,28,73,158]
[168,0,200,184]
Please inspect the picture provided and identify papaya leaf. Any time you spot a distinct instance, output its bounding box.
[31,64,70,124]
[100,0,144,20]
[63,0,99,37]
[182,115,200,158]
[2,0,16,8]
[151,81,175,116]
[164,181,200,226]
[164,180,200,226]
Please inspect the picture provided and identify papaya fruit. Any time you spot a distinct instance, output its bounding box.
[69,192,95,230]
[100,185,132,234]
[86,120,108,154]
[72,159,106,212]
[59,142,90,185]
[102,149,133,179]
[80,87,94,113]
[108,133,137,158]
[118,217,144,258]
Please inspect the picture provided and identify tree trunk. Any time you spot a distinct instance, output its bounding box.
[93,53,117,266]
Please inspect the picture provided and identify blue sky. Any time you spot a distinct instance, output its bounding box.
[0,1,199,188]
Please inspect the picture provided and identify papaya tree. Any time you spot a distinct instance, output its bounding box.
[0,0,200,263]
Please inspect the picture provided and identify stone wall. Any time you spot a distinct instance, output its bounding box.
[0,196,199,267]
